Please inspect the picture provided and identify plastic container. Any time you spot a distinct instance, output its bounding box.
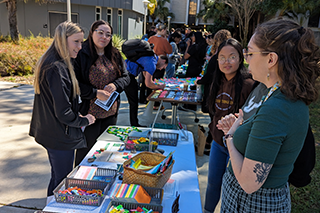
[125,130,179,149]
[106,200,163,213]
[125,136,158,152]
[151,123,178,130]
[149,131,179,146]
[53,167,117,206]
[67,166,117,188]
[53,178,108,206]
[110,186,163,205]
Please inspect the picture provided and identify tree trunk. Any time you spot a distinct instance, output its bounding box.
[6,0,19,42]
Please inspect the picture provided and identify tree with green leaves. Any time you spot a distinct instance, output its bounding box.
[198,0,263,45]
[1,0,55,42]
[257,0,320,25]
[279,0,320,26]
[220,0,264,46]
[197,0,231,23]
[148,0,175,26]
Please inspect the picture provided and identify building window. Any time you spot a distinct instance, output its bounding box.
[107,8,112,25]
[96,6,102,21]
[118,9,123,36]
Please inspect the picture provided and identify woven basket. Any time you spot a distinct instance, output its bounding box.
[123,152,174,188]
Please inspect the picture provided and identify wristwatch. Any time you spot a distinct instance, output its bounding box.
[223,134,233,148]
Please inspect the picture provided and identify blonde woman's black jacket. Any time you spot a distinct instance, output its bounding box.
[29,54,89,150]
[74,40,130,115]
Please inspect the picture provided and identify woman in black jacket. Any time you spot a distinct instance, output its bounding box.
[29,21,95,196]
[74,20,130,165]
[184,31,208,78]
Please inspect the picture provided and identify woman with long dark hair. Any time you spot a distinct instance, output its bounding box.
[184,31,208,77]
[74,20,130,165]
[204,38,254,213]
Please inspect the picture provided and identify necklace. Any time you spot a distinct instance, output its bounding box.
[261,82,281,103]
[97,52,104,56]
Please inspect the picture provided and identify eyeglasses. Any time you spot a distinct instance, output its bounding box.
[217,55,238,64]
[243,48,270,60]
[94,30,112,38]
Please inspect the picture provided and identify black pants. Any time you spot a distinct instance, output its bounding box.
[153,68,165,107]
[46,148,74,196]
[75,115,117,166]
[139,73,152,103]
[124,74,140,126]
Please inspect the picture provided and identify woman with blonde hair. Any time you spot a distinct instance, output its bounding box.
[29,21,95,196]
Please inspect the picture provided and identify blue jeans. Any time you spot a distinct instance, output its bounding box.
[46,148,74,196]
[204,140,230,213]
[165,62,175,78]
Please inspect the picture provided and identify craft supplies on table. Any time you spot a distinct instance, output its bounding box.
[106,201,163,213]
[154,77,200,91]
[68,166,117,185]
[86,142,135,164]
[151,123,178,130]
[125,136,158,152]
[53,178,109,206]
[122,152,175,188]
[106,126,142,141]
[147,78,202,126]
[124,129,179,149]
[149,90,199,103]
[43,127,202,213]
[109,184,164,205]
[53,166,118,206]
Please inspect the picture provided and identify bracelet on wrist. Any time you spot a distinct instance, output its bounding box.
[222,134,233,148]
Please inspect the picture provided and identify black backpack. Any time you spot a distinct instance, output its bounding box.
[288,124,316,187]
[122,39,155,63]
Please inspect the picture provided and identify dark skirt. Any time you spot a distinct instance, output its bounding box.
[221,169,291,213]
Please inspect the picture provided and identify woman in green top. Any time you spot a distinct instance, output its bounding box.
[218,19,320,212]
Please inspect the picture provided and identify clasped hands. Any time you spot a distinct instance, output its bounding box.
[216,109,244,136]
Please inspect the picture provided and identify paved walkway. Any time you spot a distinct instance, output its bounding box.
[0,81,219,213]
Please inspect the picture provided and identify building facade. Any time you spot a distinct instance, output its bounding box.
[0,0,147,39]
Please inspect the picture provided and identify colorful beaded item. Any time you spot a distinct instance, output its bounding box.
[107,126,142,141]
[108,204,159,213]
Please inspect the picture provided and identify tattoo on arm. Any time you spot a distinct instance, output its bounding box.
[253,163,272,184]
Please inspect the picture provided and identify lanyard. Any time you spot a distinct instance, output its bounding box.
[261,82,280,103]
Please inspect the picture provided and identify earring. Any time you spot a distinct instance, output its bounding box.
[267,73,270,81]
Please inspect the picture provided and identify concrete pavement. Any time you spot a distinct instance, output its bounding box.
[0,81,217,213]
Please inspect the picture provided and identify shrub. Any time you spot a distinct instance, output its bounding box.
[112,34,126,52]
[0,34,129,76]
[112,34,126,59]
[0,35,52,76]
